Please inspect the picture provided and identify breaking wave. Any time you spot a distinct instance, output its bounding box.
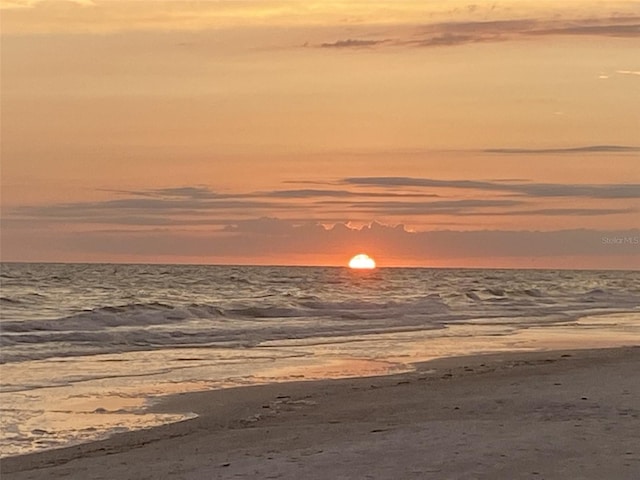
[1,264,639,363]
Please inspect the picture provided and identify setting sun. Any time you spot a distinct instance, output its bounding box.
[348,254,376,269]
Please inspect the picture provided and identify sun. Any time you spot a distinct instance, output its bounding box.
[348,253,376,269]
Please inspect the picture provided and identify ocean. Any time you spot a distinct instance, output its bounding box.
[1,263,639,457]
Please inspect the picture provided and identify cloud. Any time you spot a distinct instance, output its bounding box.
[531,23,640,37]
[9,184,441,227]
[46,221,640,269]
[346,177,498,190]
[6,1,640,37]
[260,189,438,199]
[344,177,640,199]
[414,33,488,47]
[110,186,440,201]
[484,145,640,154]
[11,196,279,223]
[9,176,638,232]
[433,19,538,35]
[0,0,36,7]
[265,189,355,198]
[317,16,640,49]
[463,208,634,217]
[515,184,640,200]
[617,70,640,76]
[144,186,222,199]
[321,198,634,217]
[321,199,524,216]
[5,177,638,266]
[222,217,299,235]
[1,0,94,8]
[104,186,234,200]
[320,39,387,48]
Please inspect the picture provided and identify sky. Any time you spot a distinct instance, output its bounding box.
[1,0,639,268]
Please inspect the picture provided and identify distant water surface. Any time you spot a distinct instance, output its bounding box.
[1,263,639,456]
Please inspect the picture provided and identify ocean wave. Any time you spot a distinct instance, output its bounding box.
[1,264,639,364]
[0,296,453,362]
[1,297,24,305]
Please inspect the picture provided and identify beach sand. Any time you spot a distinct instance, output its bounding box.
[2,346,639,479]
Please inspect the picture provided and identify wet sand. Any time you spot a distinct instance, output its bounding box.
[2,346,639,479]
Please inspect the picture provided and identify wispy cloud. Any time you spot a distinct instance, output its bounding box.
[321,200,633,217]
[9,177,638,232]
[316,16,640,49]
[9,185,442,226]
[108,186,440,201]
[617,70,640,76]
[531,23,640,37]
[5,1,640,38]
[320,39,388,48]
[11,198,277,220]
[483,145,640,154]
[463,208,634,217]
[1,0,94,8]
[344,177,640,200]
[321,199,524,216]
[413,33,490,47]
[106,186,227,200]
[260,189,438,199]
[12,186,276,222]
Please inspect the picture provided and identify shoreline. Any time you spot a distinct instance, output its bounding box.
[1,310,637,461]
[3,345,639,479]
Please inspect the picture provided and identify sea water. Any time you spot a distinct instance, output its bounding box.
[1,263,639,456]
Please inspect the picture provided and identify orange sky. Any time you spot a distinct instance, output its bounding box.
[1,1,639,268]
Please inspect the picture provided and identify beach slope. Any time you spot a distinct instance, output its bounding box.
[3,347,639,479]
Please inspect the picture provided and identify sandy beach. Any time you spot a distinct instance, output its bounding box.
[2,346,639,479]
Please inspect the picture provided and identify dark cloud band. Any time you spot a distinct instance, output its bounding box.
[316,16,640,49]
